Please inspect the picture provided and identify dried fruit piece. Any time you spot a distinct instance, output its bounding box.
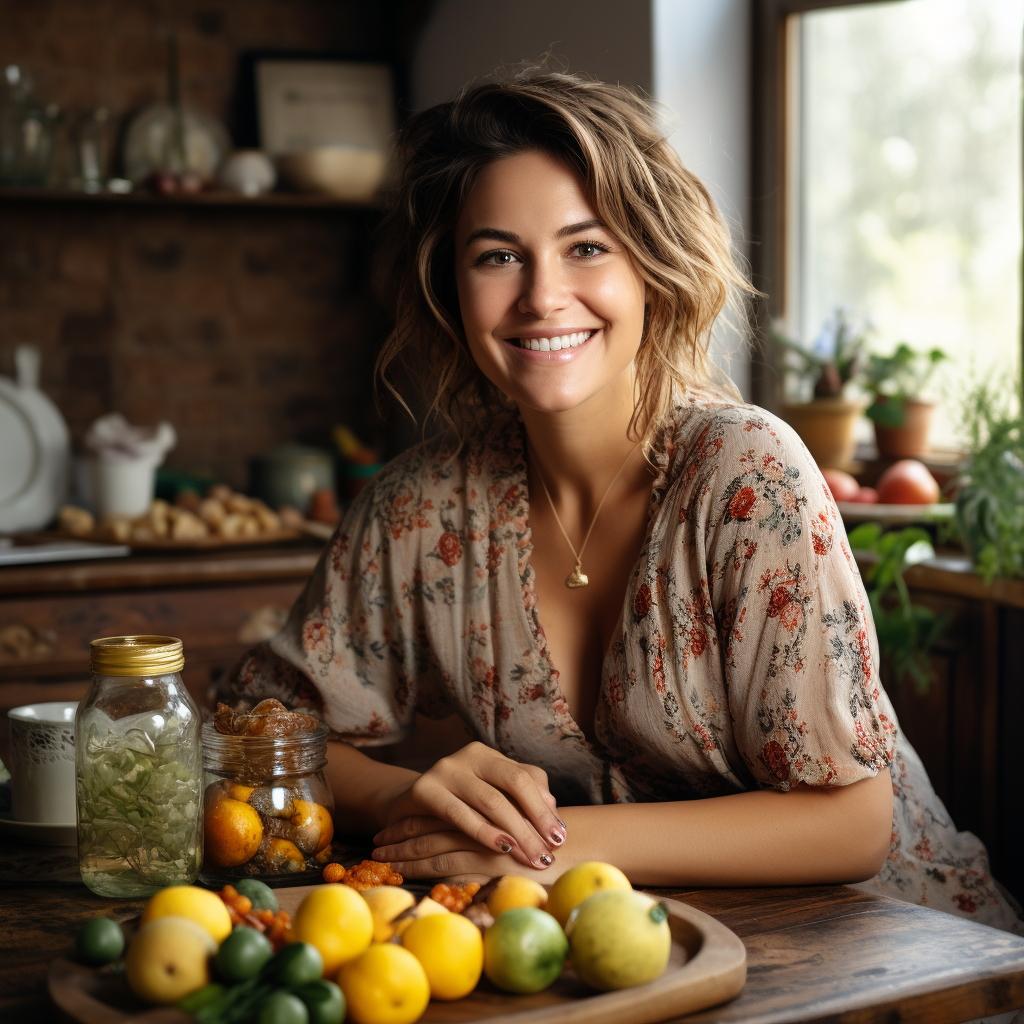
[430,881,480,913]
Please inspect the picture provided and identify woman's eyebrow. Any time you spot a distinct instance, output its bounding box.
[465,219,607,247]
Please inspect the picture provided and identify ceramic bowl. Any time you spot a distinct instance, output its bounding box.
[276,146,387,202]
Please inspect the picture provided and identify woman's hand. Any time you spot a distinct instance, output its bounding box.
[375,741,565,870]
[371,823,525,882]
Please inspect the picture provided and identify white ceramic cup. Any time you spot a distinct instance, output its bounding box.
[88,456,157,518]
[7,702,78,824]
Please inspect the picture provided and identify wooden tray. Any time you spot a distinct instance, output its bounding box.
[47,526,306,551]
[48,888,747,1024]
[836,501,955,526]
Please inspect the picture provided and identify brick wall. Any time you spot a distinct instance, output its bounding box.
[0,0,411,488]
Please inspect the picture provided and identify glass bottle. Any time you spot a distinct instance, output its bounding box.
[201,721,334,886]
[76,636,203,897]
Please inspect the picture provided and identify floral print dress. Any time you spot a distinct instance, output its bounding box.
[222,398,1022,936]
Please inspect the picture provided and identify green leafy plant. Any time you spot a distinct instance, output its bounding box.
[948,379,1024,582]
[772,309,869,399]
[847,522,947,692]
[863,343,947,427]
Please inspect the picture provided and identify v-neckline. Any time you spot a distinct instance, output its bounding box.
[511,417,672,747]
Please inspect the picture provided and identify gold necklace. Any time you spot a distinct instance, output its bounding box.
[533,443,641,589]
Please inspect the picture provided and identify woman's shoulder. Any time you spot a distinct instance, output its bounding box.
[656,395,813,489]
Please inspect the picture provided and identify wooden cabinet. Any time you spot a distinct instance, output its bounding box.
[877,559,1024,905]
[0,544,322,760]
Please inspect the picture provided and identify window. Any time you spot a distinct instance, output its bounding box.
[753,0,1023,447]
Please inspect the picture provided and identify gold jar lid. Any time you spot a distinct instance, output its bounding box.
[90,635,185,677]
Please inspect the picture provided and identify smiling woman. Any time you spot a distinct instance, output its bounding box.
[218,73,1023,938]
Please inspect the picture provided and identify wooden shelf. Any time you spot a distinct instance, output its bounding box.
[0,185,380,211]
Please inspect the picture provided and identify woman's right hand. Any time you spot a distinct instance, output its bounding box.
[373,741,565,870]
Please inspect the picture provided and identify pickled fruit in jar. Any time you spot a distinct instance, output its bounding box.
[248,835,305,874]
[289,800,334,856]
[250,785,296,819]
[222,780,255,802]
[204,788,262,868]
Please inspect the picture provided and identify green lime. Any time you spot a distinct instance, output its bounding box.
[236,877,279,912]
[262,941,323,987]
[74,917,125,966]
[258,991,309,1024]
[177,982,227,1013]
[483,906,568,994]
[294,979,345,1024]
[215,926,274,983]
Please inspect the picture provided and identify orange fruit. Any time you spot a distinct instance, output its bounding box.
[253,836,305,874]
[204,791,262,868]
[290,799,334,855]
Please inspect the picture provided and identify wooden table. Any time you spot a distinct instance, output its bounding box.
[2,835,1023,1024]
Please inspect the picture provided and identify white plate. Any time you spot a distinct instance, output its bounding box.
[837,501,956,525]
[0,813,76,846]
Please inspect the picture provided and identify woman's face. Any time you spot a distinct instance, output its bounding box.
[454,150,647,415]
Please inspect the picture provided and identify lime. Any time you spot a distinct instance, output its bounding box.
[483,906,568,994]
[177,982,227,1013]
[215,925,274,983]
[294,979,346,1024]
[74,917,125,966]
[236,878,279,912]
[258,990,310,1024]
[262,941,324,987]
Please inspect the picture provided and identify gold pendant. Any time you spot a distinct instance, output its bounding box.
[565,564,589,588]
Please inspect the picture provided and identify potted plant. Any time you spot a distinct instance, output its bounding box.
[772,310,868,469]
[862,344,947,458]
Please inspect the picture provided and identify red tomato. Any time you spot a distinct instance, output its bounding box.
[853,486,879,504]
[821,468,860,503]
[875,460,940,505]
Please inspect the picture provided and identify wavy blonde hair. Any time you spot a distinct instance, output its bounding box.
[375,72,756,452]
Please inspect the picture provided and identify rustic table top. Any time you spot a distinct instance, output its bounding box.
[2,834,1023,1024]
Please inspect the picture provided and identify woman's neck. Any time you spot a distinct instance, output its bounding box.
[519,373,651,520]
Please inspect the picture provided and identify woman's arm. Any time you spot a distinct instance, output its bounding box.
[373,769,894,886]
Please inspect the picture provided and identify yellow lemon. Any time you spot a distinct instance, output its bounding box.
[337,943,430,1024]
[401,912,483,1001]
[544,861,632,928]
[361,886,416,942]
[140,885,232,944]
[291,883,374,975]
[486,875,548,918]
[204,792,263,868]
[125,916,216,1004]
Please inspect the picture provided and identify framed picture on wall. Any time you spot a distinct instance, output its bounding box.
[252,58,396,156]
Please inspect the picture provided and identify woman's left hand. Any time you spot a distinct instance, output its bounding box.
[373,815,544,881]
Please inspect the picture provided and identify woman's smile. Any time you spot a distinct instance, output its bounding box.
[505,327,600,355]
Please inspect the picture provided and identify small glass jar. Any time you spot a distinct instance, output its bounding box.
[76,636,203,897]
[201,722,335,886]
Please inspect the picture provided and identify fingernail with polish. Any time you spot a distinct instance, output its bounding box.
[497,836,514,853]
[538,854,554,866]
[557,818,566,830]
[549,830,565,846]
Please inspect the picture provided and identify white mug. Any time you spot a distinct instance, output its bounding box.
[7,702,78,824]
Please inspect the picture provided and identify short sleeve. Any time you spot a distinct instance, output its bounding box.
[217,460,451,746]
[701,408,898,790]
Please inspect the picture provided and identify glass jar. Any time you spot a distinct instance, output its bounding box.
[76,636,203,897]
[201,722,334,886]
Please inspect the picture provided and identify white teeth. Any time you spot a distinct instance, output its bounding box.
[516,330,595,350]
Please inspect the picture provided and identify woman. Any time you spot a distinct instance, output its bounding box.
[222,73,1021,934]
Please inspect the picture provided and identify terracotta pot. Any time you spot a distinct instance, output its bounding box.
[782,398,866,469]
[872,398,934,459]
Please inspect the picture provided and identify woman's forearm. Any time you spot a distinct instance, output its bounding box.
[325,740,419,835]
[556,771,893,887]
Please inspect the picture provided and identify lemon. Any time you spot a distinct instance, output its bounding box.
[566,889,671,990]
[361,886,416,942]
[291,883,374,975]
[544,861,632,928]
[486,875,548,918]
[140,885,232,944]
[390,895,448,939]
[125,916,216,1005]
[337,943,430,1024]
[401,912,483,1000]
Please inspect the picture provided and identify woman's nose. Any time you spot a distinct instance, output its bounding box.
[517,259,570,319]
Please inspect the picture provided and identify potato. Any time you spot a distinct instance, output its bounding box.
[199,498,226,528]
[58,505,95,537]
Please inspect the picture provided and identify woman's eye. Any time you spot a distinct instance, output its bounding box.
[571,242,606,259]
[480,250,516,266]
